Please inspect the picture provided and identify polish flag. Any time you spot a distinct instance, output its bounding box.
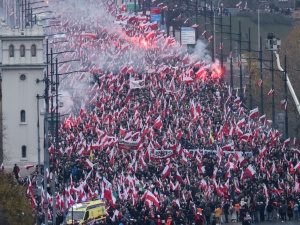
[234,179,241,195]
[153,116,163,130]
[268,89,274,96]
[176,171,185,184]
[161,164,171,179]
[259,114,266,123]
[279,99,287,110]
[201,30,207,36]
[249,107,259,119]
[283,138,290,146]
[25,165,35,170]
[262,183,269,198]
[208,35,214,42]
[191,24,199,28]
[294,161,300,171]
[234,152,246,166]
[184,18,189,24]
[234,96,240,104]
[237,118,246,127]
[145,191,160,210]
[85,159,94,170]
[256,79,262,87]
[177,14,182,19]
[222,142,233,151]
[244,165,256,180]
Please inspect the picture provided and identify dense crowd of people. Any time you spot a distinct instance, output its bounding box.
[7,0,300,224]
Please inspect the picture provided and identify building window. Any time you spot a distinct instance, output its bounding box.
[20,45,25,57]
[21,146,27,158]
[20,110,26,122]
[9,44,14,57]
[31,44,36,57]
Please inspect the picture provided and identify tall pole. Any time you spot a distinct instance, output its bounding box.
[239,20,243,101]
[259,36,264,114]
[229,13,233,89]
[220,5,223,69]
[195,0,198,40]
[284,55,288,139]
[204,0,207,39]
[210,0,214,62]
[44,38,50,225]
[271,51,275,128]
[36,95,42,200]
[248,27,252,109]
[134,0,137,15]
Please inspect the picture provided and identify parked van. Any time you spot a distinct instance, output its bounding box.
[65,200,106,225]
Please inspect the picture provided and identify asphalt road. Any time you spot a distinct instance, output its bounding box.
[224,220,300,225]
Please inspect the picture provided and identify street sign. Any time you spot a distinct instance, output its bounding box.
[150,7,162,22]
[127,2,138,11]
[181,27,196,45]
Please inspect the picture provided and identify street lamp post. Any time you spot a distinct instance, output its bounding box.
[258,2,267,51]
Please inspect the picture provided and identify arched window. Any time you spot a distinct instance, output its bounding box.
[20,45,25,57]
[20,110,26,122]
[31,44,36,57]
[21,145,27,158]
[9,44,14,57]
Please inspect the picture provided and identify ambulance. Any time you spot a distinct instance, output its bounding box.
[65,200,107,225]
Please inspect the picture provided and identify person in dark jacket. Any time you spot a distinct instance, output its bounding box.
[204,205,212,224]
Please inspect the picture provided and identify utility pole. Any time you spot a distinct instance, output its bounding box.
[259,36,264,115]
[220,4,223,69]
[44,38,50,225]
[229,13,233,89]
[238,20,243,101]
[248,27,252,109]
[271,47,275,128]
[284,55,288,139]
[204,0,207,39]
[210,0,214,62]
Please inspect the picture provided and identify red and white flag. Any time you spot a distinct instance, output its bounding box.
[249,107,259,119]
[145,191,160,210]
[268,89,274,96]
[237,118,246,127]
[25,165,35,170]
[85,159,94,170]
[279,99,287,110]
[244,165,256,180]
[256,79,262,87]
[283,138,290,146]
[153,116,163,130]
[161,164,171,179]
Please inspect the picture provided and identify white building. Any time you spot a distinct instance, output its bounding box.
[0,19,45,173]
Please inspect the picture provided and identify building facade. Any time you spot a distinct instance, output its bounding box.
[0,19,45,172]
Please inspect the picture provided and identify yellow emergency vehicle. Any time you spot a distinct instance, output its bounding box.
[65,200,107,225]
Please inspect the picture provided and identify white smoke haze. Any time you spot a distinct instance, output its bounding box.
[42,0,217,106]
[190,40,212,64]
